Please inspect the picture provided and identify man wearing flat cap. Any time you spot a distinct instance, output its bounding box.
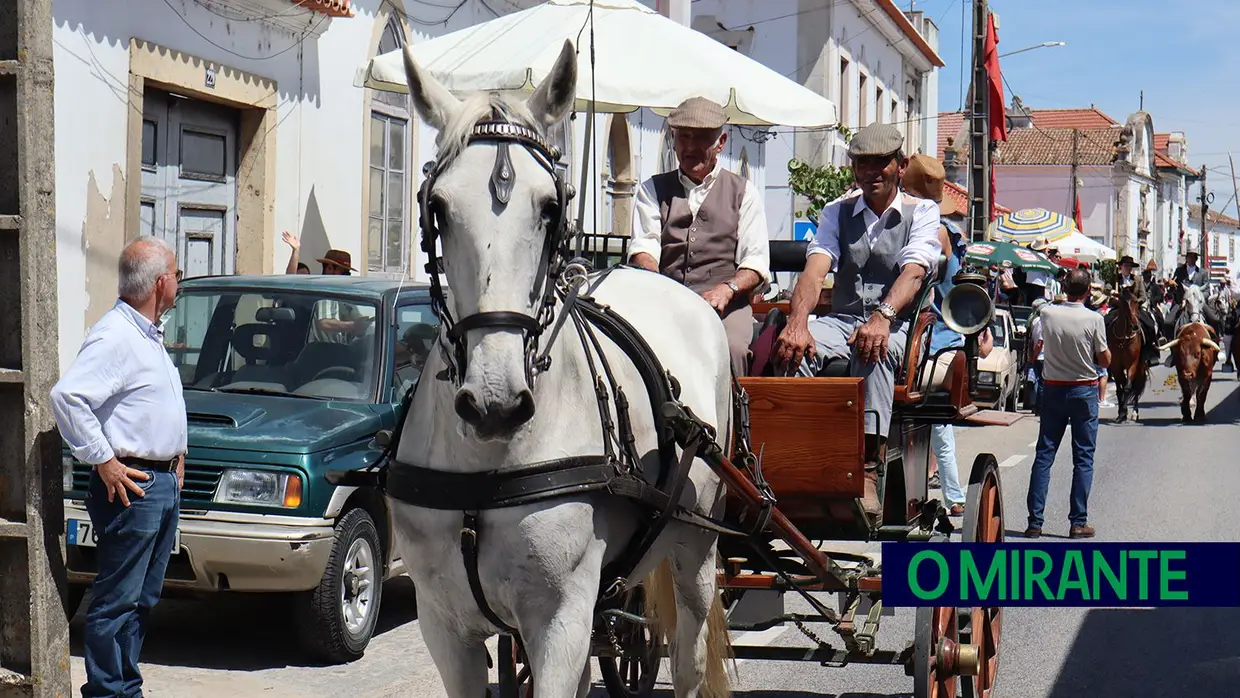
[773,123,942,522]
[629,96,771,376]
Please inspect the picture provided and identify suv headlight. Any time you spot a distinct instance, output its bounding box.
[214,469,303,508]
[978,371,997,385]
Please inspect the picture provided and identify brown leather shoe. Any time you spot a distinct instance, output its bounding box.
[1024,526,1042,538]
[1069,524,1095,539]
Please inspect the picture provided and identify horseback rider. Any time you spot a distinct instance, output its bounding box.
[773,123,942,522]
[1108,255,1159,366]
[628,96,772,376]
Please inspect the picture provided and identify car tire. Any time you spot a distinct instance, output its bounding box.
[65,582,87,622]
[1005,383,1018,412]
[295,507,385,664]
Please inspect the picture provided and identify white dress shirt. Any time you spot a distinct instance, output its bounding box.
[51,300,188,465]
[806,190,942,273]
[629,160,771,285]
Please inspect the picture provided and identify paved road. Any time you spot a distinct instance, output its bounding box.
[68,365,1240,697]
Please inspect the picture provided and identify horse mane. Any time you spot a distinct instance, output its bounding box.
[434,91,543,166]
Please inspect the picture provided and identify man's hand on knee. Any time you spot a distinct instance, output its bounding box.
[848,315,893,364]
[774,319,816,370]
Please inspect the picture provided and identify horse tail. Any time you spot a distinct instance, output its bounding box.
[643,559,734,698]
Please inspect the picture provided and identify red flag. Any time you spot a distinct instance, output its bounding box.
[984,13,1007,143]
[1073,192,1083,233]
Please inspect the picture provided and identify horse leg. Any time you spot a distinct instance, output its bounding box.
[1115,376,1127,423]
[418,608,490,698]
[518,548,603,698]
[657,527,730,698]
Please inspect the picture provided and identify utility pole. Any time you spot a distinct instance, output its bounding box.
[1070,128,1079,222]
[1199,166,1209,262]
[968,0,991,242]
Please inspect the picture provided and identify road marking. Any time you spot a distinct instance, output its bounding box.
[730,626,788,667]
[1027,440,1038,448]
[998,454,1027,469]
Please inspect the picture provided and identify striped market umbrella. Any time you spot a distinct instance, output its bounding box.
[988,208,1079,244]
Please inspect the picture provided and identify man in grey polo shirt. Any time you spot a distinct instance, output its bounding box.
[1024,268,1111,539]
[773,123,942,522]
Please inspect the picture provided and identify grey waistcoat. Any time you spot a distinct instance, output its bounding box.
[832,194,919,320]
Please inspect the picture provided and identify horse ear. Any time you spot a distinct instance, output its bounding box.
[401,43,462,132]
[527,40,577,128]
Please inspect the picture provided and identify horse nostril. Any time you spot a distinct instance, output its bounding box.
[505,389,536,426]
[454,389,486,425]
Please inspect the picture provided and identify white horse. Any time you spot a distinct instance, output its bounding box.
[386,40,733,698]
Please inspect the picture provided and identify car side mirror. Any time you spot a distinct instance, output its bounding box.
[374,429,392,448]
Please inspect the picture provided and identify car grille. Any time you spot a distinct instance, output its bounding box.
[71,461,225,503]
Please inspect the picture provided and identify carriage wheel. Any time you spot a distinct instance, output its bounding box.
[497,635,534,698]
[913,605,961,698]
[960,453,1004,698]
[598,586,662,698]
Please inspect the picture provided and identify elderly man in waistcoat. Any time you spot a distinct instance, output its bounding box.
[628,96,771,376]
[773,123,942,522]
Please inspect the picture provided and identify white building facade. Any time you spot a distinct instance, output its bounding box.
[52,0,939,372]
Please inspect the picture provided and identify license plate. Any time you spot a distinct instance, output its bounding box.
[66,518,181,555]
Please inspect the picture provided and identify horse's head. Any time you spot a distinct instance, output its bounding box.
[1183,283,1206,323]
[401,40,577,440]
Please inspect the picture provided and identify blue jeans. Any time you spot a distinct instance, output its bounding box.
[1026,384,1099,529]
[930,423,966,506]
[82,468,180,698]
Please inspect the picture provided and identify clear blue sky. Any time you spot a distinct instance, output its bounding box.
[914,0,1240,217]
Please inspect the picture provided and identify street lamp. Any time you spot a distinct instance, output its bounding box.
[999,41,1065,58]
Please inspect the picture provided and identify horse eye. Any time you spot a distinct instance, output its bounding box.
[540,200,559,226]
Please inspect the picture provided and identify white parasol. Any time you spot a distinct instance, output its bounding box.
[355,0,838,128]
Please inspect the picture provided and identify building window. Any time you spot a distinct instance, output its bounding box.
[858,72,868,126]
[875,86,884,123]
[660,124,677,173]
[838,57,850,127]
[906,95,917,152]
[368,16,412,275]
[739,146,750,180]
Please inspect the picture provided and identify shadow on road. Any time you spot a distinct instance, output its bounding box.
[69,576,420,671]
[1047,606,1240,697]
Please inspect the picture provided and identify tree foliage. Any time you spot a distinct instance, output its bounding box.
[1096,258,1117,286]
[787,159,854,224]
[786,125,856,225]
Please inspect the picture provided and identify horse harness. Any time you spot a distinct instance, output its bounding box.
[331,109,761,638]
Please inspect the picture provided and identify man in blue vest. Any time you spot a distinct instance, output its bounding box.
[773,124,943,520]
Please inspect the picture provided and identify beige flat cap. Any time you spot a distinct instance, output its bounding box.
[667,97,727,130]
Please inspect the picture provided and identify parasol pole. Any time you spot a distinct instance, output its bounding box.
[573,0,598,258]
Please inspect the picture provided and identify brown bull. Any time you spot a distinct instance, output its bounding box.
[1159,322,1222,423]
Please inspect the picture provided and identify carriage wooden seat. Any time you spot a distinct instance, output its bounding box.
[734,376,865,502]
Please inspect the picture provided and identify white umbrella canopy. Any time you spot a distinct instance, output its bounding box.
[356,0,838,128]
[1043,230,1117,264]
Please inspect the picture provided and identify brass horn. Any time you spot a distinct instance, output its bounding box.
[942,278,995,336]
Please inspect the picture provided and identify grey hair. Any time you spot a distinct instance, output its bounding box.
[118,236,175,300]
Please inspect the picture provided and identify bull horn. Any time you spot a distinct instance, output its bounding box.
[1203,338,1221,351]
[1158,339,1180,351]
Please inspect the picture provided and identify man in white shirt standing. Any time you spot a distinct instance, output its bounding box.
[51,236,187,698]
[628,96,771,376]
[772,123,942,522]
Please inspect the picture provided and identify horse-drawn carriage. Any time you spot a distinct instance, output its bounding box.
[579,243,1005,698]
[336,39,1005,698]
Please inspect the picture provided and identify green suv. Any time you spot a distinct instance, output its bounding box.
[62,275,437,663]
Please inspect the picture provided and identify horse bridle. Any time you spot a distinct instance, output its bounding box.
[416,111,576,387]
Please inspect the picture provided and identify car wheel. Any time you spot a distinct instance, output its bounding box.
[1005,382,1018,412]
[65,582,87,622]
[295,507,384,664]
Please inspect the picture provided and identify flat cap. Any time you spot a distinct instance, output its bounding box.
[667,97,727,130]
[848,122,904,158]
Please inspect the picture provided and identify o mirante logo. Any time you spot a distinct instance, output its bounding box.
[882,542,1240,607]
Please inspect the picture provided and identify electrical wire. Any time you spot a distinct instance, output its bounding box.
[163,0,324,61]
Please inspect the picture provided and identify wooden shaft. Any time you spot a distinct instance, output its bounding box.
[704,445,842,585]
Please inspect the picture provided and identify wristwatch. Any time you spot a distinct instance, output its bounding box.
[725,280,740,294]
[874,302,898,322]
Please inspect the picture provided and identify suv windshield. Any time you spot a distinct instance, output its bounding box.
[990,315,1008,348]
[161,289,379,402]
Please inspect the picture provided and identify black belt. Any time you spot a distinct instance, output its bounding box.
[118,456,179,472]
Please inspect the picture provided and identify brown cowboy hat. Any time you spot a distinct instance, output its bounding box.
[316,249,356,272]
[901,154,961,217]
